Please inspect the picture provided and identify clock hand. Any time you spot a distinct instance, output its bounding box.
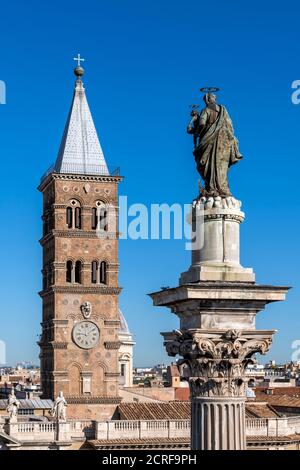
[86,328,96,340]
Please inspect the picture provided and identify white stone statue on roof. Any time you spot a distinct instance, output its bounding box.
[6,388,20,423]
[50,391,67,422]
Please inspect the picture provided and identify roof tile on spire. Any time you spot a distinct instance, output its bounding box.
[54,75,109,176]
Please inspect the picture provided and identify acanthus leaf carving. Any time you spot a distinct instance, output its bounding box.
[163,329,273,398]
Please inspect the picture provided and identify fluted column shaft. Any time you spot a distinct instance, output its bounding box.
[191,396,246,450]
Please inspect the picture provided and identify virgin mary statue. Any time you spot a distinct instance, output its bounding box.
[187,93,242,197]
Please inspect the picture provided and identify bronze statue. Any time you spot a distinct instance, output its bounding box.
[187,91,242,197]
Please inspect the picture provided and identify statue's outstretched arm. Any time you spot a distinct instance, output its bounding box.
[187,115,197,134]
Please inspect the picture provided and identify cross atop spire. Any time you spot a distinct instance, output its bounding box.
[73,53,85,67]
[73,53,85,80]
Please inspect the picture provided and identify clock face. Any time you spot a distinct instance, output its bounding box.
[72,321,100,349]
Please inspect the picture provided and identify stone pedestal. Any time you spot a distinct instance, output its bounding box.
[6,421,18,437]
[150,196,289,451]
[56,420,70,442]
[180,196,255,284]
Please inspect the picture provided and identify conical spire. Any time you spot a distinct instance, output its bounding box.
[54,56,109,176]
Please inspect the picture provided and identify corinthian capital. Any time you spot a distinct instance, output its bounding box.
[162,328,274,398]
[163,329,273,362]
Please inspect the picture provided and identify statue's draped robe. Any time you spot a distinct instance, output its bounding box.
[194,105,242,197]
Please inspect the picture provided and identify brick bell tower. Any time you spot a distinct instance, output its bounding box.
[38,58,122,419]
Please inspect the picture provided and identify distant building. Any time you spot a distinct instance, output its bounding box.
[166,363,181,388]
[118,309,135,388]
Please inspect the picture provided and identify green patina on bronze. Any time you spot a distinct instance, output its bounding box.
[187,92,242,197]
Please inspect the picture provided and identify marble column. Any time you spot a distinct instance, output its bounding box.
[150,195,289,451]
[191,397,245,450]
[161,328,275,450]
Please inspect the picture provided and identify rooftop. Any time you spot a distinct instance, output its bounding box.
[118,402,190,420]
[0,399,53,410]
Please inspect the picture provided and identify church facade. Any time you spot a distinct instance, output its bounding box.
[38,63,133,419]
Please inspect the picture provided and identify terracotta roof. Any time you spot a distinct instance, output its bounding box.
[247,434,300,443]
[90,434,300,449]
[89,437,190,449]
[254,391,300,408]
[118,400,284,421]
[118,402,191,420]
[256,387,300,397]
[245,403,281,418]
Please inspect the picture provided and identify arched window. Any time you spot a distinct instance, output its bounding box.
[92,201,108,231]
[66,260,73,283]
[66,200,81,229]
[75,261,82,284]
[100,261,107,284]
[66,260,82,284]
[66,207,73,229]
[91,261,108,284]
[100,208,108,231]
[92,208,97,230]
[75,207,81,229]
[91,261,98,284]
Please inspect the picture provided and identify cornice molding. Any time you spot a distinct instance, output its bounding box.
[41,319,68,328]
[52,371,69,377]
[52,342,68,349]
[105,372,120,378]
[204,213,244,223]
[52,204,117,210]
[38,341,69,350]
[40,230,118,245]
[104,320,121,327]
[39,173,123,192]
[52,319,69,325]
[65,396,120,404]
[39,285,122,298]
[104,341,122,350]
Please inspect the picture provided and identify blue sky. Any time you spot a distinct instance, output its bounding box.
[0,0,300,367]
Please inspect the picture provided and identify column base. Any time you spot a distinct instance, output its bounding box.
[180,263,255,284]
